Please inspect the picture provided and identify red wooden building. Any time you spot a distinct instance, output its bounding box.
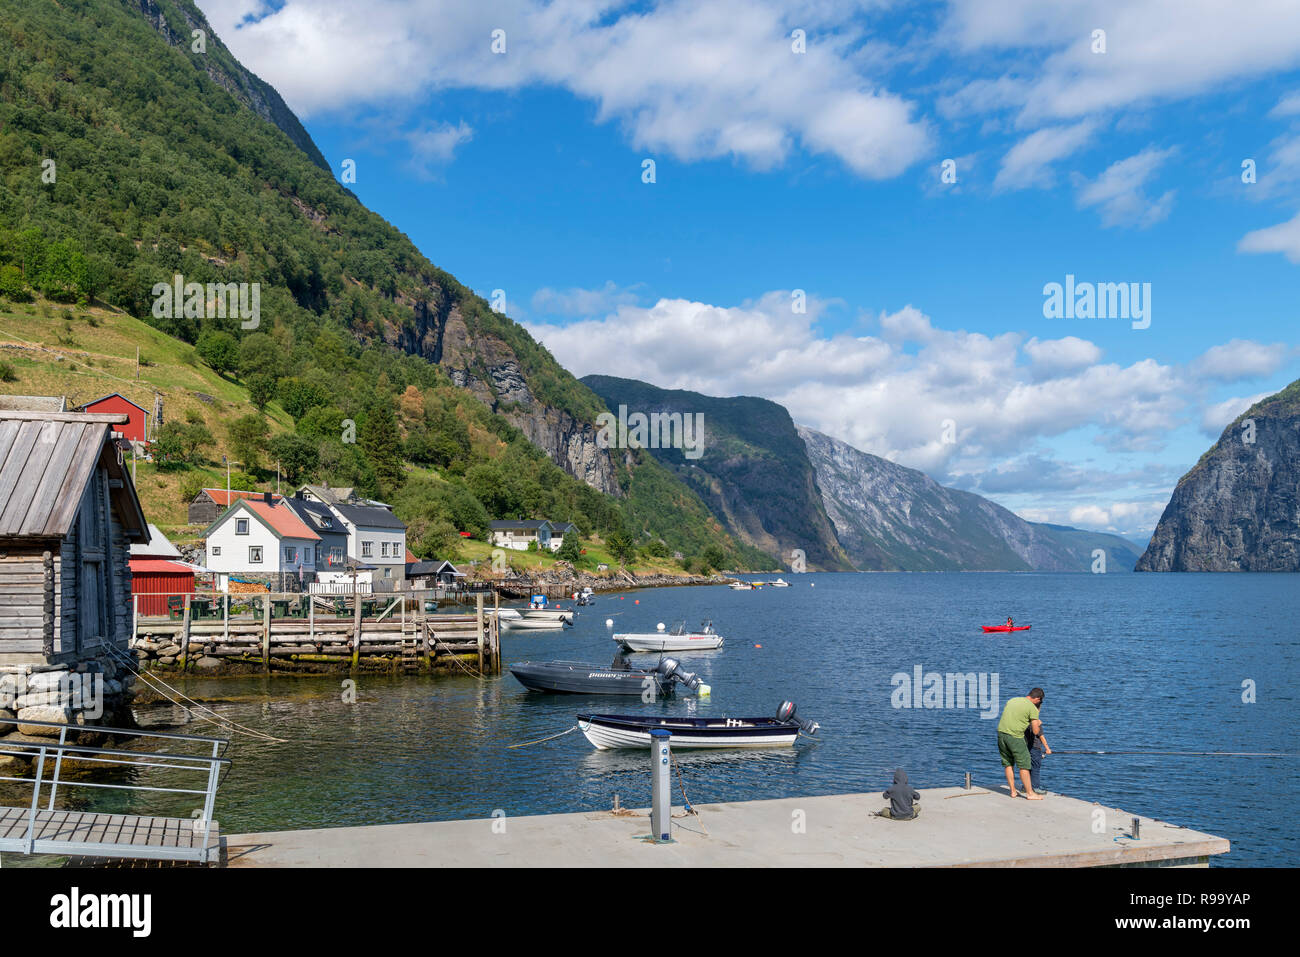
[129,559,196,616]
[79,393,150,444]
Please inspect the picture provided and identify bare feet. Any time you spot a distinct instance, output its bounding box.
[1009,791,1019,798]
[1025,793,1044,800]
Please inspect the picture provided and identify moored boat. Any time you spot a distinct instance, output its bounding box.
[577,701,818,750]
[510,656,708,696]
[614,620,723,652]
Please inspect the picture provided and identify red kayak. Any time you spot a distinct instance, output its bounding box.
[982,624,1031,632]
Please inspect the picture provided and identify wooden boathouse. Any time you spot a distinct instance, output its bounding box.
[0,409,147,732]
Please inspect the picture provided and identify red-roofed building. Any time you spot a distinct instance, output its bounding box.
[202,493,321,590]
[78,393,150,444]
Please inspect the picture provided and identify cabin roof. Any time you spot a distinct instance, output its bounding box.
[130,523,182,558]
[199,487,279,506]
[0,411,148,541]
[78,392,149,415]
[407,559,463,576]
[0,394,68,412]
[211,498,321,541]
[490,519,552,531]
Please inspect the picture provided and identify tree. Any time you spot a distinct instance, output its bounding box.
[247,373,276,411]
[701,544,727,572]
[227,414,269,470]
[238,332,281,381]
[0,265,32,302]
[196,330,239,377]
[268,432,319,483]
[278,376,329,421]
[606,528,635,565]
[360,399,405,494]
[556,533,581,563]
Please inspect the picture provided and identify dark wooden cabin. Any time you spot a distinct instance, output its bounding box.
[0,411,148,666]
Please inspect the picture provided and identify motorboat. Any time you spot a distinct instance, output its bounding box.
[491,608,568,631]
[510,656,708,696]
[577,701,819,750]
[768,578,790,587]
[729,581,755,590]
[614,621,724,652]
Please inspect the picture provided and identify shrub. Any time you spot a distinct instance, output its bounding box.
[0,361,16,382]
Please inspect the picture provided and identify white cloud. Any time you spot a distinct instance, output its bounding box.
[993,120,1098,191]
[1270,90,1300,118]
[1192,339,1291,382]
[1199,393,1271,435]
[406,121,473,176]
[1074,146,1175,228]
[1238,210,1300,263]
[1023,335,1103,374]
[197,0,932,178]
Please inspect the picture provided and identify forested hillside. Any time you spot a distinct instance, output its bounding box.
[0,0,747,569]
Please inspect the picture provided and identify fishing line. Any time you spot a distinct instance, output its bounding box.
[1051,750,1298,757]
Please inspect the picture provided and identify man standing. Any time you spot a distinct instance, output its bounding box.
[997,687,1045,799]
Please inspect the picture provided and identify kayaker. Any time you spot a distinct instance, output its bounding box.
[877,769,921,820]
[1006,616,1014,628]
[1023,711,1052,794]
[996,688,1045,799]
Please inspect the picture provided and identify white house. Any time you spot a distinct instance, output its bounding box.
[331,503,407,587]
[203,494,321,590]
[490,520,553,551]
[549,522,579,552]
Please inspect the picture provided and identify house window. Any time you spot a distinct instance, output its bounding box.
[284,546,297,563]
[211,546,221,556]
[362,541,373,557]
[304,547,312,564]
[330,548,343,565]
[381,542,389,558]
[249,546,263,563]
[236,518,249,535]
[384,567,392,578]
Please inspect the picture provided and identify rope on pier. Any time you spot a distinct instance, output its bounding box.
[109,646,290,743]
[507,725,579,749]
[670,752,708,835]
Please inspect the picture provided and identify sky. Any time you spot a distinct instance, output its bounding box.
[196,0,1300,543]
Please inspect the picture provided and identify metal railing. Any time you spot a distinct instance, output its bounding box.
[0,717,230,863]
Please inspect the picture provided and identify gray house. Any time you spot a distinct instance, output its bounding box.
[0,410,148,731]
[282,491,350,571]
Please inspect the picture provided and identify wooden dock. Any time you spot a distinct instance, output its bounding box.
[132,590,501,674]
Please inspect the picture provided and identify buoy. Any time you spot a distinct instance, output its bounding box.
[605,618,613,627]
[634,599,639,604]
[656,622,665,632]
[754,643,762,649]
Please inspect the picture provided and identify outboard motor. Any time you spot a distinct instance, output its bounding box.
[656,657,704,692]
[776,701,819,736]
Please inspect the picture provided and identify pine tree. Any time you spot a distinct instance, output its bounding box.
[361,398,405,495]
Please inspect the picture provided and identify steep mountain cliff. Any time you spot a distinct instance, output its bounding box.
[1137,379,1300,571]
[798,427,1142,572]
[582,377,853,570]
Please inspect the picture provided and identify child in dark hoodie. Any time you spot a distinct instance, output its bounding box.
[878,769,921,820]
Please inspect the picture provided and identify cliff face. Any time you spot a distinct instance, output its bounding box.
[396,298,619,496]
[581,376,853,570]
[798,426,1141,572]
[1137,380,1300,571]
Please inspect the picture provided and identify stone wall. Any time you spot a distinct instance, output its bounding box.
[0,654,136,761]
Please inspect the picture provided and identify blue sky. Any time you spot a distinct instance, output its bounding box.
[200,0,1300,541]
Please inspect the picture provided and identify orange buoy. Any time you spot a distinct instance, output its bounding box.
[754,643,762,649]
[634,599,639,604]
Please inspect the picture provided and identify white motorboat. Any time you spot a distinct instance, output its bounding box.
[577,702,818,750]
[729,581,755,590]
[614,621,724,652]
[768,578,790,587]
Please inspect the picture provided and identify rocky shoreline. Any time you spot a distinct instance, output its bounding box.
[524,561,734,593]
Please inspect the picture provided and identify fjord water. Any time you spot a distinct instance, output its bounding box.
[84,574,1300,865]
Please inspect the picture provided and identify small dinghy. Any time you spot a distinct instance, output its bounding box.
[614,621,723,652]
[510,656,708,697]
[578,701,818,750]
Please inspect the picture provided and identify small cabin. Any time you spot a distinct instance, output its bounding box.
[77,393,150,445]
[187,487,278,526]
[0,411,148,666]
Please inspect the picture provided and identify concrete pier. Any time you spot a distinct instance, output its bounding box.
[223,786,1229,867]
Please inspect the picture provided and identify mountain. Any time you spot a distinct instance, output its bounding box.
[798,426,1142,572]
[1137,378,1300,571]
[0,0,751,566]
[581,376,852,570]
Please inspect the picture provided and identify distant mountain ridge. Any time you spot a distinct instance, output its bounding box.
[798,426,1142,572]
[1137,378,1300,571]
[581,376,852,570]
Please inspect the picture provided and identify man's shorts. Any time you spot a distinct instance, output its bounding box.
[998,731,1032,771]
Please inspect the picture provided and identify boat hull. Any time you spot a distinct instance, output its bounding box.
[577,714,797,750]
[503,617,568,631]
[615,634,724,652]
[510,662,668,696]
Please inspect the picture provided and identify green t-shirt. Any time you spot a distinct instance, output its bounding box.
[997,697,1040,736]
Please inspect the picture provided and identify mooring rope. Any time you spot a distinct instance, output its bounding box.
[109,646,289,743]
[507,725,579,749]
[670,752,708,835]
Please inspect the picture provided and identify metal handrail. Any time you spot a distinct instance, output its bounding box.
[0,719,230,862]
